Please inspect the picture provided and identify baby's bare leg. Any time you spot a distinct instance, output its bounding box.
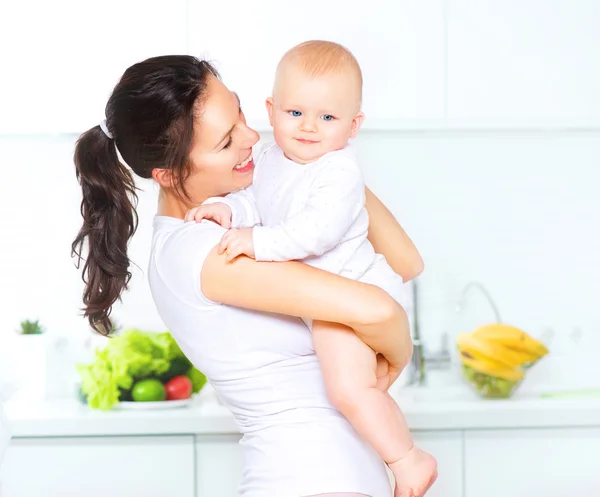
[312,320,414,464]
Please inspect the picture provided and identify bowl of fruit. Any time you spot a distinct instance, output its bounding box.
[456,324,549,399]
[77,329,206,410]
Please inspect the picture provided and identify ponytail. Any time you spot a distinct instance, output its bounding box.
[71,126,139,336]
[71,55,219,335]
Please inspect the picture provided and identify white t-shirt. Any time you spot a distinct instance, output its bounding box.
[205,142,377,280]
[148,216,391,497]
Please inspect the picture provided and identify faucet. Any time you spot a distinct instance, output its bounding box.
[455,281,502,323]
[407,280,452,386]
[407,280,501,386]
[408,278,425,385]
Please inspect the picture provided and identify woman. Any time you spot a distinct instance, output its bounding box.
[72,55,423,497]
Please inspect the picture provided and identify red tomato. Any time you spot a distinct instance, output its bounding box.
[165,375,193,401]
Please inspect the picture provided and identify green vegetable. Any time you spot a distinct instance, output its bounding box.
[118,387,133,402]
[159,357,192,383]
[132,379,166,402]
[77,329,202,410]
[186,367,207,394]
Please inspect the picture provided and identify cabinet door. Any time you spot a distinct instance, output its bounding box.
[447,0,600,121]
[0,0,187,133]
[0,435,195,497]
[195,434,243,497]
[412,431,464,497]
[464,428,600,497]
[187,0,445,126]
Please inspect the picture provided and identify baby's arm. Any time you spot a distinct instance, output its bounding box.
[201,186,261,229]
[253,154,364,261]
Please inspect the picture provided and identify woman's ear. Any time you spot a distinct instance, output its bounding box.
[350,112,365,138]
[152,167,175,188]
[265,97,275,127]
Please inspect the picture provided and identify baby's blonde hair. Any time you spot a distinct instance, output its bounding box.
[275,40,363,101]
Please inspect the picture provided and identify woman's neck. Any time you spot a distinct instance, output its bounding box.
[157,188,193,219]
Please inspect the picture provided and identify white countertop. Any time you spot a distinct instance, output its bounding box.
[5,384,600,438]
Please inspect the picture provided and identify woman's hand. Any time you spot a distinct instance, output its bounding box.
[365,187,424,281]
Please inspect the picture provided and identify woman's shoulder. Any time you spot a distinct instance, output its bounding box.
[151,216,226,305]
[153,216,225,256]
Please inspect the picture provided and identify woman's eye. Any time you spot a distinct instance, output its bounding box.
[290,110,302,117]
[223,137,233,150]
[321,114,334,121]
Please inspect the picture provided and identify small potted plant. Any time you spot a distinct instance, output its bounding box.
[13,319,47,403]
[17,320,45,336]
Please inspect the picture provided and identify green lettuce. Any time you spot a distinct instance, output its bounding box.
[77,329,205,410]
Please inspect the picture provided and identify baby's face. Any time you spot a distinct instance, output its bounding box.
[267,68,363,164]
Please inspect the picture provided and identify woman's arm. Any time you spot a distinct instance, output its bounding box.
[365,187,424,281]
[201,248,413,372]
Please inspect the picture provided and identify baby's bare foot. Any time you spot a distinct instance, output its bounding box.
[389,446,438,497]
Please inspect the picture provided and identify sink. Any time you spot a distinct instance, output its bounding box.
[393,384,600,404]
[394,385,481,403]
[392,383,557,403]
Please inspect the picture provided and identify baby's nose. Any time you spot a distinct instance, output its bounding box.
[299,117,317,132]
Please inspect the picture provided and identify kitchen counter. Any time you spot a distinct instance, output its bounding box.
[4,391,237,438]
[6,384,600,438]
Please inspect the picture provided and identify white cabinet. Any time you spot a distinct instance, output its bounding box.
[4,427,600,497]
[464,428,600,497]
[195,434,243,497]
[413,430,463,497]
[194,431,463,497]
[447,0,600,121]
[0,0,187,133]
[187,0,446,126]
[0,435,195,497]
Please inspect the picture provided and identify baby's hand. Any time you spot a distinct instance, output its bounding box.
[218,228,255,262]
[184,203,232,229]
[389,446,438,497]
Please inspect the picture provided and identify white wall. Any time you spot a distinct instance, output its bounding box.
[357,130,600,350]
[1,0,599,382]
[1,130,598,359]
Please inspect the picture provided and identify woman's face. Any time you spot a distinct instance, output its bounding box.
[185,75,259,202]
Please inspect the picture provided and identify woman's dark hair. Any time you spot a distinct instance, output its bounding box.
[71,55,219,336]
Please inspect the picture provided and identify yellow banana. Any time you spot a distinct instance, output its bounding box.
[472,324,549,359]
[457,335,519,373]
[460,354,524,381]
[456,332,537,368]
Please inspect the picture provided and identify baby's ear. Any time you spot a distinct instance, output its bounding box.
[265,97,275,127]
[350,112,365,138]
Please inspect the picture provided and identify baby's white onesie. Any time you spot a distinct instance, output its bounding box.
[204,142,382,281]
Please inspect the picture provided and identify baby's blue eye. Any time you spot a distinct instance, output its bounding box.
[290,110,302,117]
[321,114,334,121]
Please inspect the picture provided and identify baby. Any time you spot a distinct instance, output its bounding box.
[187,40,437,496]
